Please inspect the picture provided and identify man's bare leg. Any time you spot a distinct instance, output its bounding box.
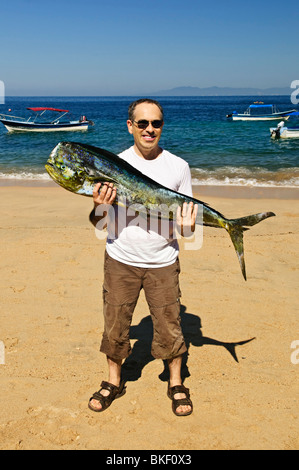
[168,355,192,415]
[89,356,122,411]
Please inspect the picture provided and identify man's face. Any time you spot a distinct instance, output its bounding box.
[127,103,164,157]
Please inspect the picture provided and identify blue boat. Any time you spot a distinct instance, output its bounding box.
[0,107,94,132]
[226,103,296,121]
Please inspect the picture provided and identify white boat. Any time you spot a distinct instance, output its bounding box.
[270,116,299,139]
[0,107,94,132]
[226,103,296,121]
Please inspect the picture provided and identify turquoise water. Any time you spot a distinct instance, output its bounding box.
[0,96,298,187]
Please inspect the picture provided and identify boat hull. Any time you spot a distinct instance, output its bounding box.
[0,119,89,132]
[231,112,291,121]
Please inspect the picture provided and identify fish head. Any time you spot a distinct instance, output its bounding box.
[45,142,99,195]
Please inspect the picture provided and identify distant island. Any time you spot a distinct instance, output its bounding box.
[148,86,291,96]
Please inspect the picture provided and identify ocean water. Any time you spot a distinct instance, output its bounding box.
[0,95,298,187]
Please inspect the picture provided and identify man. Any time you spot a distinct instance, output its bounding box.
[88,98,198,416]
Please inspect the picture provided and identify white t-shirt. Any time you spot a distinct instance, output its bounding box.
[105,146,193,268]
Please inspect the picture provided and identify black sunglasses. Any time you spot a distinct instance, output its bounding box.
[133,119,164,129]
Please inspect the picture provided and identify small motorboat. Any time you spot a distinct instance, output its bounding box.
[226,103,296,121]
[270,114,299,139]
[0,107,94,132]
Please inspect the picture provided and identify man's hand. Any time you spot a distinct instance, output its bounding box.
[176,202,198,237]
[89,182,117,227]
[93,182,117,207]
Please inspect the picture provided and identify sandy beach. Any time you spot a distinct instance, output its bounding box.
[0,183,298,450]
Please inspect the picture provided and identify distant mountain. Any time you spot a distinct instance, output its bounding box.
[149,86,291,96]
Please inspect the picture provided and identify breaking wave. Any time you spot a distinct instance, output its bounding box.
[191,166,299,188]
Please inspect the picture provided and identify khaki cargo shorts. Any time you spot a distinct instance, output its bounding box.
[100,251,187,361]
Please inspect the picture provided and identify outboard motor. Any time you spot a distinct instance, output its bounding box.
[272,121,284,139]
[226,111,237,119]
[80,116,95,126]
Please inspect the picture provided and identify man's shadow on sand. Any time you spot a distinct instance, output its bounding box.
[121,305,255,383]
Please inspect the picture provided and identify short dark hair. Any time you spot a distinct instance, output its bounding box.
[128,98,164,122]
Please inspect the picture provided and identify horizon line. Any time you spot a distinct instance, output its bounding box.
[1,93,292,98]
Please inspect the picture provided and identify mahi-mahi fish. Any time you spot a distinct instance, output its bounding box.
[45,141,275,280]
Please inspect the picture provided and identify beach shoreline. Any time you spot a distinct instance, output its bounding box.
[0,185,298,450]
[0,178,298,199]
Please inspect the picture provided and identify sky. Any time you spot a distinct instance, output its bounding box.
[0,0,298,96]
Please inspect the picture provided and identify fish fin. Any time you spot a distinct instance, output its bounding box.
[98,176,118,184]
[227,226,247,281]
[82,163,118,185]
[227,212,276,281]
[231,212,276,227]
[90,174,117,185]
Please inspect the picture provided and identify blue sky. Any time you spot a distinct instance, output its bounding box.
[1,0,298,96]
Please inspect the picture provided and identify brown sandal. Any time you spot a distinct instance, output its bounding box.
[88,380,126,412]
[167,383,193,417]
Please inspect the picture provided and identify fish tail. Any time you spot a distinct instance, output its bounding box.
[226,212,276,281]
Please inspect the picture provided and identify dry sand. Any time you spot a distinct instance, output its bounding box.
[0,184,298,450]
